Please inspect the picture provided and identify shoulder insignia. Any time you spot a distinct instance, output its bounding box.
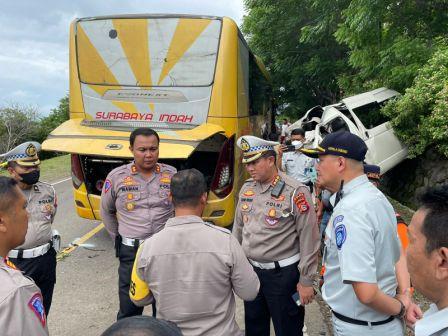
[131,164,138,174]
[28,293,46,327]
[5,258,18,270]
[104,179,112,193]
[204,222,231,234]
[294,192,309,213]
[335,223,347,250]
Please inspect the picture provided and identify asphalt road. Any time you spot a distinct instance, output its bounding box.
[46,178,327,336]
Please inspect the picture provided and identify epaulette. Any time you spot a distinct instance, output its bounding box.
[204,222,231,234]
[281,174,302,189]
[37,181,56,197]
[159,163,177,173]
[107,163,129,178]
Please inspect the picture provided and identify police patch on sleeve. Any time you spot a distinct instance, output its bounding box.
[334,224,347,250]
[28,293,46,327]
[104,179,112,193]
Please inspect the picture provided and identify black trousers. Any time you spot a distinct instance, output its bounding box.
[245,262,304,336]
[117,244,156,320]
[10,247,57,315]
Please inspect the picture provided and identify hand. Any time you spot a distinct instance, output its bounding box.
[276,144,287,157]
[395,293,412,312]
[296,283,315,305]
[405,302,423,327]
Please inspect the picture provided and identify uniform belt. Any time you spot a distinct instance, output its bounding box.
[249,253,300,270]
[121,237,144,247]
[8,242,51,259]
[332,311,395,326]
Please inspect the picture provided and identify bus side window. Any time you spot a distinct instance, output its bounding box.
[249,54,271,117]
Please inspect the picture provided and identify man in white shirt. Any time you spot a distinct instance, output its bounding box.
[406,185,448,336]
[280,118,290,144]
[277,128,316,189]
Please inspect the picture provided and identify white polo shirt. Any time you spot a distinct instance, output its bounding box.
[322,175,401,322]
[415,304,448,336]
[281,151,316,184]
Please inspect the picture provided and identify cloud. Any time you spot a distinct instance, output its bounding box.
[0,0,245,115]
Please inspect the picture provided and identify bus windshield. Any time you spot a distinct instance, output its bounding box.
[74,17,223,126]
[77,17,221,87]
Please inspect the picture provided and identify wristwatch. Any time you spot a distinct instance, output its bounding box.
[394,298,406,319]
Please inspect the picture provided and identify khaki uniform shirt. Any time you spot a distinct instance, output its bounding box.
[100,163,176,239]
[0,258,49,336]
[16,182,56,250]
[130,215,260,336]
[233,171,320,286]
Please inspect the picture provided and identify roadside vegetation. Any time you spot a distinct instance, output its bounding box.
[0,154,70,182]
[0,95,69,159]
[243,0,448,158]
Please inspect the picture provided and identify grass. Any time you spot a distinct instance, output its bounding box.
[1,154,70,182]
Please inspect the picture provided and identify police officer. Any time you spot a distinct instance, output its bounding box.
[100,127,176,320]
[1,142,58,315]
[0,176,49,336]
[301,131,411,335]
[233,135,320,336]
[277,128,316,190]
[130,169,259,335]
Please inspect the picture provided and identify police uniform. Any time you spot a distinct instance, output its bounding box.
[130,215,260,336]
[1,142,58,315]
[415,304,448,336]
[233,136,320,336]
[100,162,176,320]
[281,150,316,185]
[0,258,49,336]
[302,132,404,335]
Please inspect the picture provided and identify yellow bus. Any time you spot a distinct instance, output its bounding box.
[43,14,273,228]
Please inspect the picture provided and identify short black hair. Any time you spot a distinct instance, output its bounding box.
[290,128,305,137]
[0,176,19,212]
[418,185,448,254]
[170,169,207,207]
[260,150,277,164]
[130,128,160,147]
[101,316,182,336]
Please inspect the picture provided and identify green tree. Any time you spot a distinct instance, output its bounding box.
[383,44,448,157]
[243,0,349,119]
[0,104,39,153]
[35,95,70,159]
[334,0,448,93]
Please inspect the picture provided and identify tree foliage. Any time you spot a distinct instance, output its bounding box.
[243,0,349,118]
[243,0,448,157]
[0,104,39,153]
[383,44,448,158]
[0,95,69,159]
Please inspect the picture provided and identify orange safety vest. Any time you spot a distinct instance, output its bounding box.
[396,213,409,250]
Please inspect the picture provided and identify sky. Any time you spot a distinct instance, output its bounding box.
[0,1,245,116]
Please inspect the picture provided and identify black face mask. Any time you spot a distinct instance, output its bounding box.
[19,170,40,185]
